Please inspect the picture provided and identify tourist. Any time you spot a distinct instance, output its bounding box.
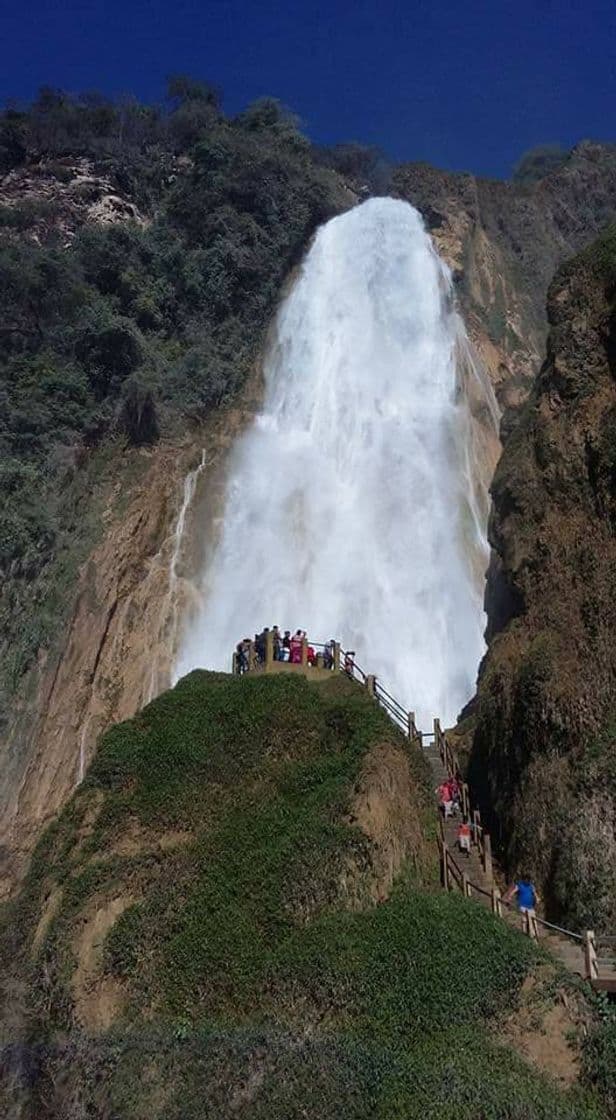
[323,640,335,670]
[504,876,540,926]
[272,625,282,661]
[448,776,461,815]
[289,629,303,664]
[235,640,246,675]
[436,780,453,819]
[457,820,471,857]
[344,650,355,677]
[255,629,267,663]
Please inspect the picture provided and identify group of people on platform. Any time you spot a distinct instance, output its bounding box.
[235,628,339,674]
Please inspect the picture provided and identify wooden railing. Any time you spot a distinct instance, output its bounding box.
[433,716,493,883]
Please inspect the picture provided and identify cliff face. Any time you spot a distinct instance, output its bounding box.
[394,143,616,423]
[468,229,616,931]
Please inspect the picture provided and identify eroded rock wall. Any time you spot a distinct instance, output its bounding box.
[0,381,261,900]
[467,231,616,930]
[395,142,616,424]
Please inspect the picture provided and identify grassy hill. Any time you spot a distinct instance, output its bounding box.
[0,670,611,1118]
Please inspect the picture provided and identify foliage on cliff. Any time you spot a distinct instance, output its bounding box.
[0,83,349,722]
[0,670,606,1119]
[468,226,616,932]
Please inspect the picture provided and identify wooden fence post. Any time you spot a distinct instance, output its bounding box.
[472,810,481,846]
[408,710,416,742]
[483,833,493,885]
[584,930,599,981]
[265,629,274,670]
[523,911,538,939]
[434,718,443,764]
[301,636,308,667]
[440,839,450,891]
[365,674,376,696]
[461,782,469,820]
[462,871,472,898]
[491,886,502,918]
[333,642,341,672]
[249,640,256,671]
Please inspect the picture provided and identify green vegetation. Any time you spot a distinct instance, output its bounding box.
[583,1006,616,1116]
[561,221,616,287]
[512,144,570,185]
[0,671,608,1118]
[0,82,348,721]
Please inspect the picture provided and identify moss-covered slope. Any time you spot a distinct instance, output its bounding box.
[0,670,608,1118]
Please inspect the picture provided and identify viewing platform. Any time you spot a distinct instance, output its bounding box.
[233,632,343,682]
[233,631,422,743]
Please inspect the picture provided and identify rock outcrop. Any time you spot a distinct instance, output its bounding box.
[0,156,149,244]
[395,142,616,424]
[467,228,616,931]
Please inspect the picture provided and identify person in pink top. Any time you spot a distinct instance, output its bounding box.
[289,630,303,664]
[447,776,461,815]
[436,780,453,819]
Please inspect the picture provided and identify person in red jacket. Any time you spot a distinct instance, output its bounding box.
[457,820,471,856]
[289,629,303,664]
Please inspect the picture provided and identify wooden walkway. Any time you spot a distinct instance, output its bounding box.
[425,722,616,991]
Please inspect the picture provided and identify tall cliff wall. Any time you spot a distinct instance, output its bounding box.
[468,228,616,931]
[394,142,616,425]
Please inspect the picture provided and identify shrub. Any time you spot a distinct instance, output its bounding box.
[513,145,569,185]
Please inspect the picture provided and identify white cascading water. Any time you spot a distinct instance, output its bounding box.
[175,198,498,728]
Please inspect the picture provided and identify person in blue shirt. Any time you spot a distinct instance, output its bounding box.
[505,876,540,936]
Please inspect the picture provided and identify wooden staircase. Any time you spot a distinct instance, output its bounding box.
[425,729,615,989]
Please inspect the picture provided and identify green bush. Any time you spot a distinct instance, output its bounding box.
[513,145,569,184]
[582,1012,616,1114]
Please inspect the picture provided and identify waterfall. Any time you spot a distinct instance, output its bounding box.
[175,198,498,728]
[146,450,208,704]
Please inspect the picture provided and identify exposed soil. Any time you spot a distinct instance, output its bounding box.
[71,892,135,1031]
[498,971,589,1088]
[31,884,64,955]
[106,820,193,859]
[343,741,427,905]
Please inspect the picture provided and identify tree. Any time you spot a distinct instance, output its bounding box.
[166,75,221,110]
[513,144,569,185]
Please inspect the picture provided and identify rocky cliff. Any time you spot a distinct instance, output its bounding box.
[394,143,616,424]
[468,227,616,931]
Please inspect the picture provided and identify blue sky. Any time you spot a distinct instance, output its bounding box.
[1,0,615,178]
